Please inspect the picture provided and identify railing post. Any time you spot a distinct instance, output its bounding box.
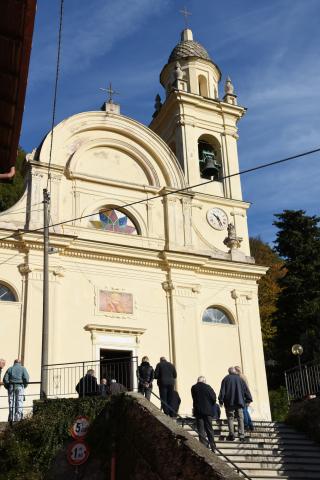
[304,365,311,396]
[284,372,290,403]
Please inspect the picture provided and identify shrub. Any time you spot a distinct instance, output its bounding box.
[0,397,109,480]
[269,387,289,421]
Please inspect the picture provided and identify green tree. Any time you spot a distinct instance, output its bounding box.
[0,147,26,212]
[273,210,320,372]
[249,236,284,355]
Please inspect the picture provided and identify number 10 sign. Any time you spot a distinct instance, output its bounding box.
[67,441,90,465]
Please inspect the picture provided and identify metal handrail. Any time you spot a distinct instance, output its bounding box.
[150,390,251,479]
[43,357,136,367]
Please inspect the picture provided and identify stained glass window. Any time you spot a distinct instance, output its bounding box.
[202,307,232,324]
[0,284,16,302]
[91,209,138,235]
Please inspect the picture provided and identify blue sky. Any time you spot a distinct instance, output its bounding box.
[20,0,320,244]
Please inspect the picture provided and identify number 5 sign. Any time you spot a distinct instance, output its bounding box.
[70,416,90,440]
[67,441,90,465]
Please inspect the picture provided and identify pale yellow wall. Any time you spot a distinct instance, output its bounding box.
[0,105,270,421]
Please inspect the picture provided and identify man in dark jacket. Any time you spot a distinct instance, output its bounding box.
[219,367,253,441]
[154,357,177,416]
[137,356,154,400]
[76,369,98,397]
[109,378,126,395]
[191,376,216,451]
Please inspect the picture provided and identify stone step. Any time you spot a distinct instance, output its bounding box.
[218,454,320,464]
[215,448,320,456]
[233,461,320,471]
[244,470,320,479]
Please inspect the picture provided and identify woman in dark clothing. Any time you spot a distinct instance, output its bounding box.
[137,356,154,400]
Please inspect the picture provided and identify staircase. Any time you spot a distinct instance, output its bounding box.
[179,419,320,479]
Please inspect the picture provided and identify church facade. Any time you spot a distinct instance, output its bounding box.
[0,29,271,419]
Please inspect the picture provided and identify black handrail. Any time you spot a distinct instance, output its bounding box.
[43,357,136,367]
[149,390,251,479]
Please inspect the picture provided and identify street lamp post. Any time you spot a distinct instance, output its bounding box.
[292,344,304,398]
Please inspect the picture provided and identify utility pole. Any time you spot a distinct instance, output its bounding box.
[40,188,50,397]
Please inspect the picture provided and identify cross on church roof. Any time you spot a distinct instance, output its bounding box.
[179,6,192,27]
[100,82,119,104]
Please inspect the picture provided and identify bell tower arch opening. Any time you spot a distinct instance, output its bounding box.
[198,135,222,181]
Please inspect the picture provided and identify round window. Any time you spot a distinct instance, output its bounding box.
[202,307,232,324]
[0,284,16,302]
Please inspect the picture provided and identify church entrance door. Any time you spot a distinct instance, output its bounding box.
[100,349,134,390]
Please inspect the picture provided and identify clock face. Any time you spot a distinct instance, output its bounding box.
[207,208,228,231]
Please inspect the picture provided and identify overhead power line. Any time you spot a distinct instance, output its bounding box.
[46,0,64,192]
[0,146,319,244]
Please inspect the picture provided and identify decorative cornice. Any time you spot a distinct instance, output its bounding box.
[0,232,267,282]
[84,324,146,337]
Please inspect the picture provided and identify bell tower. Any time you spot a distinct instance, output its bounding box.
[149,28,245,201]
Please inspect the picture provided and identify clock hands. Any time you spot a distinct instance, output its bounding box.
[213,213,223,227]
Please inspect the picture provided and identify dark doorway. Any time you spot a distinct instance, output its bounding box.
[100,349,133,390]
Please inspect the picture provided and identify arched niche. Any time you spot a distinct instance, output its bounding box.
[198,74,208,97]
[197,134,223,181]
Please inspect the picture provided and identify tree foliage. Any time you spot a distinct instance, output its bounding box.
[0,147,26,212]
[273,210,320,370]
[249,236,284,354]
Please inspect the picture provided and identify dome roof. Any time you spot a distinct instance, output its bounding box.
[168,29,211,63]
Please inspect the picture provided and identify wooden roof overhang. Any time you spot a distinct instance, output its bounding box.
[0,0,36,177]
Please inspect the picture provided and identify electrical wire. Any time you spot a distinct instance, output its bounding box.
[0,146,318,244]
[46,0,64,192]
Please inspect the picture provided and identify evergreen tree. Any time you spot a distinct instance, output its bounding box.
[250,237,284,355]
[0,147,26,212]
[273,210,320,372]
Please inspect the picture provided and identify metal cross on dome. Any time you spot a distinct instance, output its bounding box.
[179,6,192,27]
[100,82,119,103]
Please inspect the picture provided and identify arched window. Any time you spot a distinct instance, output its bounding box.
[0,284,16,302]
[198,75,208,97]
[202,307,232,325]
[91,208,139,235]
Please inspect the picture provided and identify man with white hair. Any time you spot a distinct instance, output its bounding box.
[219,366,252,441]
[191,376,217,451]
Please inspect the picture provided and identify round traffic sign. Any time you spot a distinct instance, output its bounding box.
[67,441,90,465]
[70,416,90,440]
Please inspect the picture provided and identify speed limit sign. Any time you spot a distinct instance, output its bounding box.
[67,441,90,465]
[70,416,90,440]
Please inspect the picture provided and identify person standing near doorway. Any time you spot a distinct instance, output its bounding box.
[3,359,29,422]
[191,376,216,452]
[137,356,154,400]
[154,357,177,416]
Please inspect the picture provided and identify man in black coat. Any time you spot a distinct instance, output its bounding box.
[154,357,177,416]
[191,376,216,451]
[75,369,99,397]
[137,356,154,400]
[219,367,253,441]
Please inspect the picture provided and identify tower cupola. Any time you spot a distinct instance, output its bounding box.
[160,29,221,99]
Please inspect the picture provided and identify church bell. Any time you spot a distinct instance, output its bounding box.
[200,150,221,179]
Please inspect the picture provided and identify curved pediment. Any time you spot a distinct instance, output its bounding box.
[36,111,185,189]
